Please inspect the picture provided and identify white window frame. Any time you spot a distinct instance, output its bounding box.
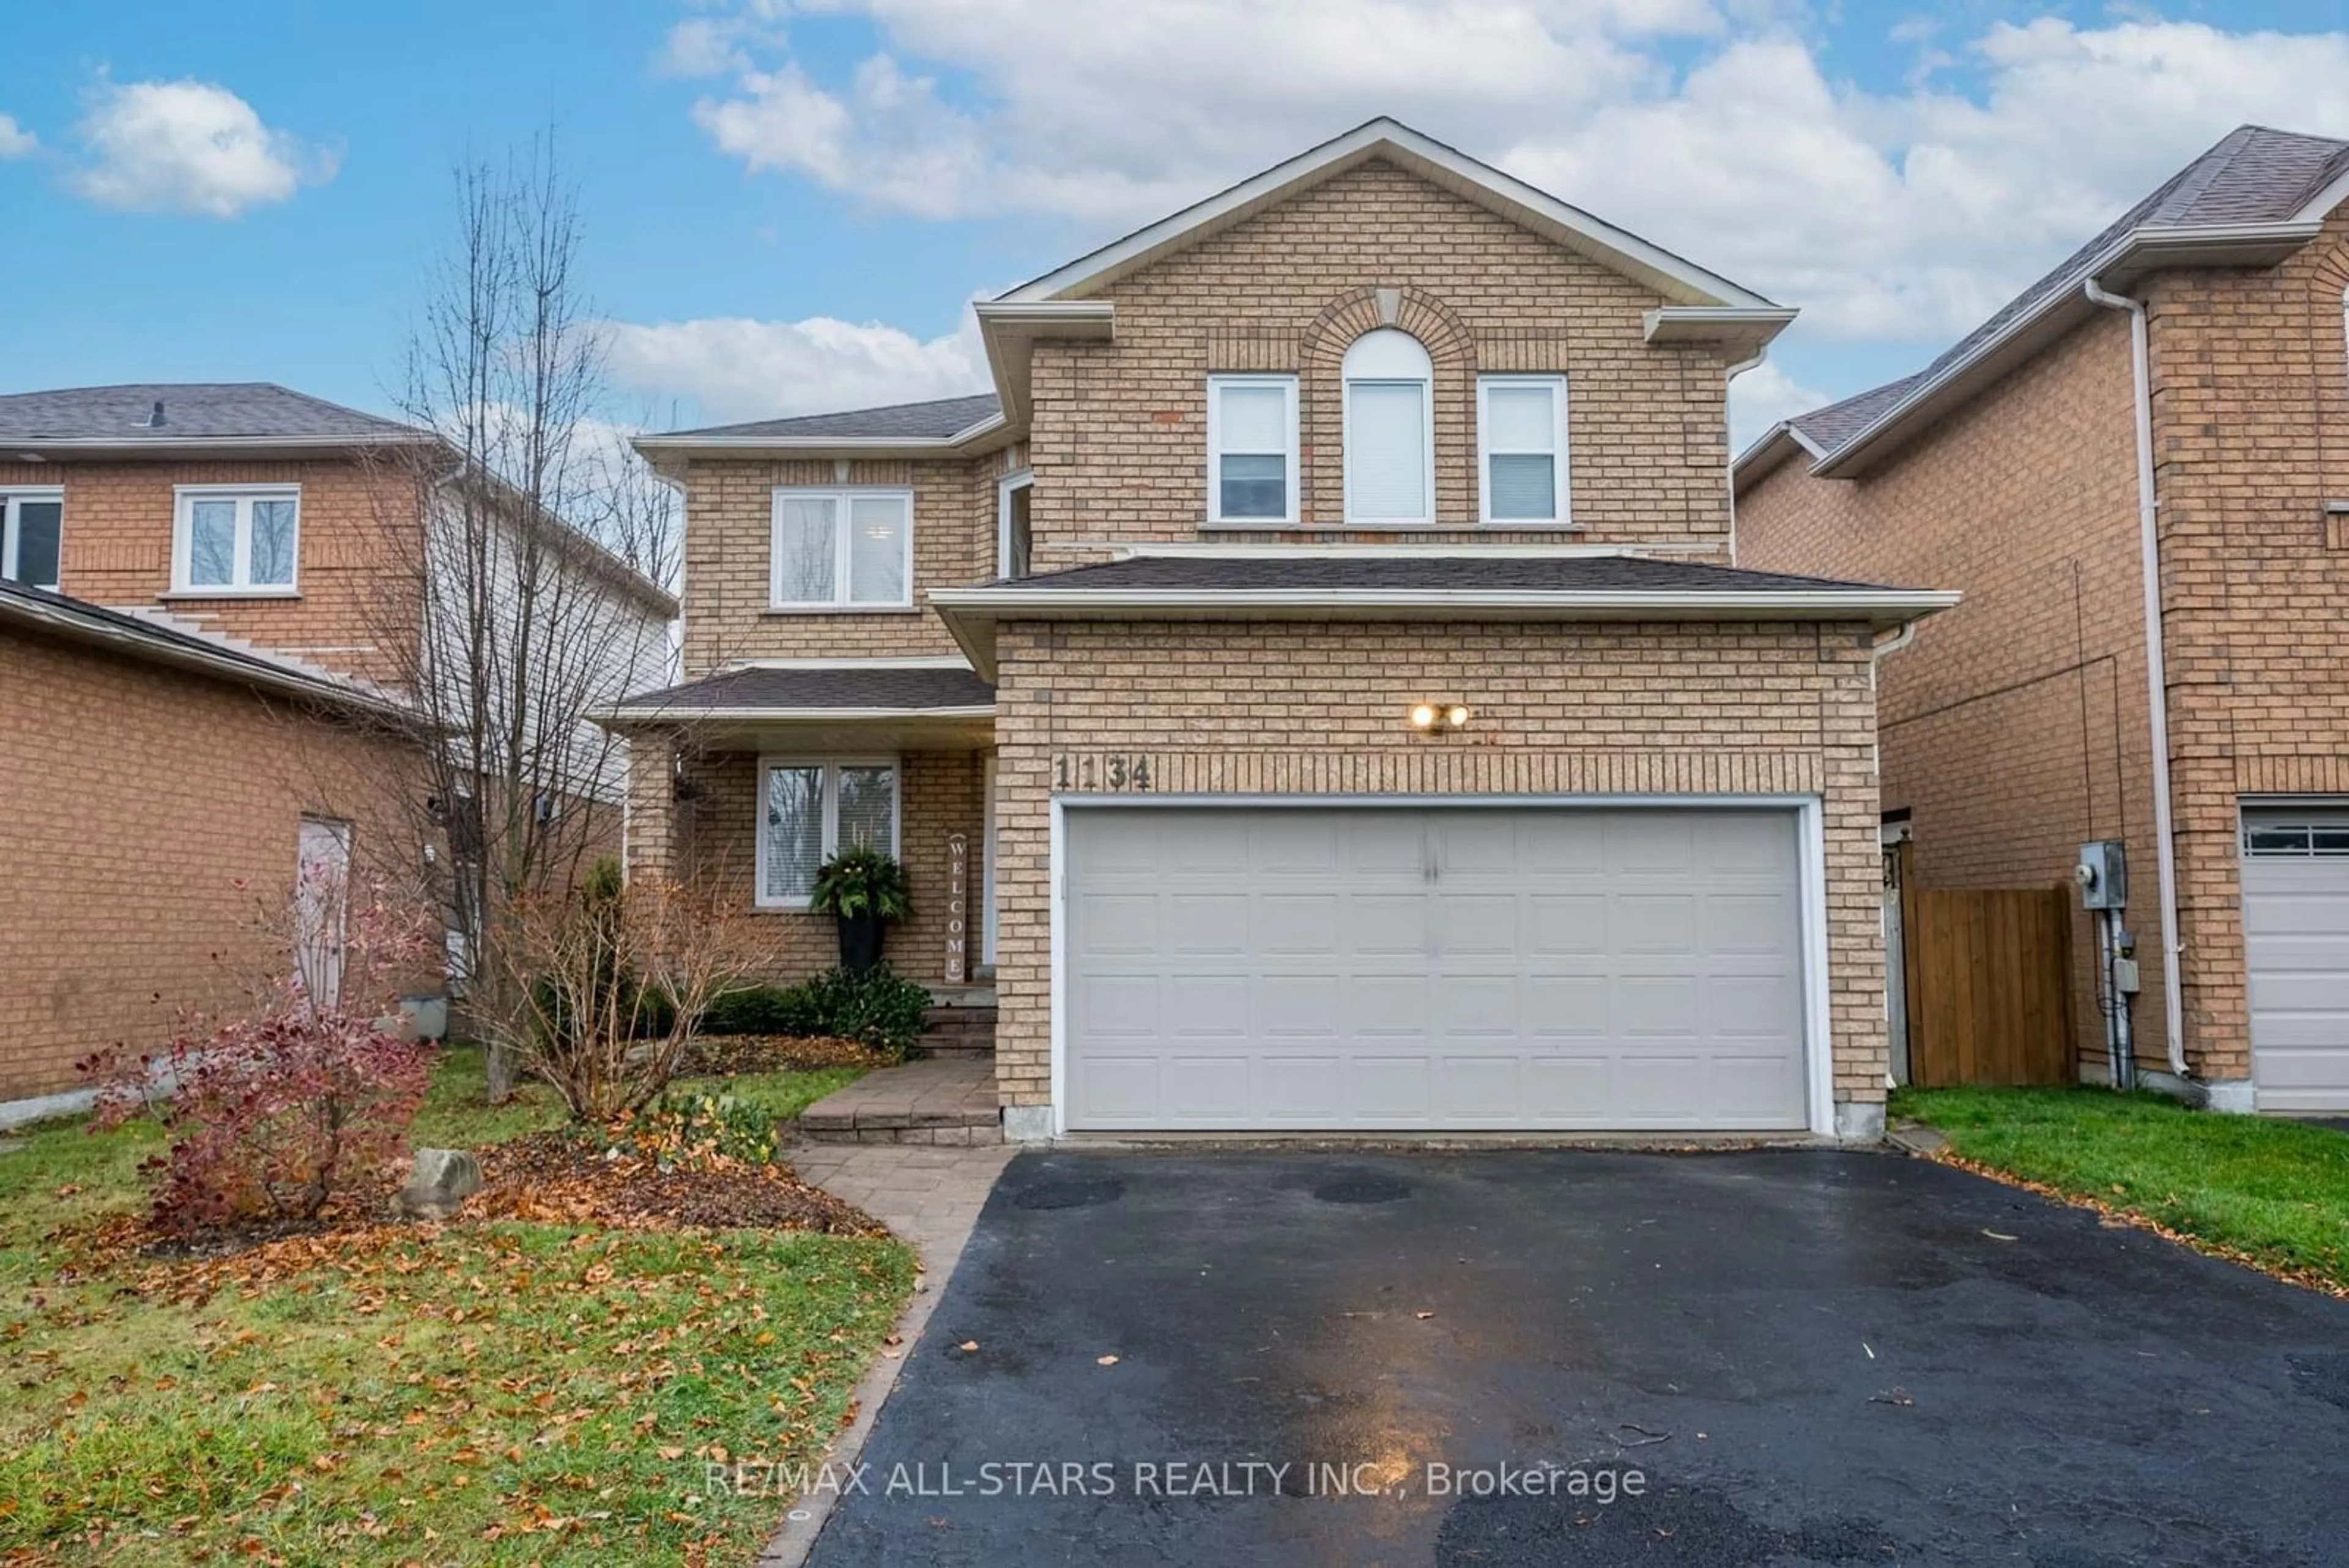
[996,469,1033,579]
[1206,374,1299,526]
[754,756,903,909]
[1,487,64,589]
[1475,374,1572,526]
[1341,331,1436,527]
[768,486,916,611]
[171,483,301,596]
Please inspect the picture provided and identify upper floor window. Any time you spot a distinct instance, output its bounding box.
[1343,329,1434,526]
[174,485,299,594]
[1,489,62,590]
[1477,376,1570,524]
[998,470,1033,579]
[771,487,912,610]
[1207,375,1297,524]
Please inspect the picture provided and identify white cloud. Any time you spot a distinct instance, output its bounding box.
[70,79,336,217]
[1727,360,1829,456]
[670,7,2349,340]
[605,306,987,423]
[0,114,36,159]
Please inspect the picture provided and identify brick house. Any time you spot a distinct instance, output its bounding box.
[1736,125,2349,1115]
[0,384,676,1116]
[615,120,1954,1143]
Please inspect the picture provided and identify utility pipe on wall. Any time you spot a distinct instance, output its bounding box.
[2082,276,2190,1079]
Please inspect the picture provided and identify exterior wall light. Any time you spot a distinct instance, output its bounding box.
[1409,702,1472,731]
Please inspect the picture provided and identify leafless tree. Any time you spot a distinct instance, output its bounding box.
[360,139,678,1102]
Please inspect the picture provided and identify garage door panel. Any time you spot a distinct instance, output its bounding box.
[1066,807,1808,1131]
[2240,813,2349,1112]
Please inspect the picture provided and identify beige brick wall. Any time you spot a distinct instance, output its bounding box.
[2140,215,2349,1080]
[0,624,420,1100]
[675,456,996,674]
[1739,212,2349,1087]
[1026,158,1739,569]
[0,457,421,687]
[1738,310,2154,1076]
[988,619,1888,1116]
[628,739,988,986]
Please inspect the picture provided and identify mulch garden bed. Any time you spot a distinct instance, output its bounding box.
[672,1034,892,1076]
[472,1131,885,1235]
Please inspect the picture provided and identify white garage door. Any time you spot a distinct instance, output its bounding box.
[2240,807,2349,1112]
[1064,806,1811,1132]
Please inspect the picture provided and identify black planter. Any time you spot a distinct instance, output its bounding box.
[837,911,887,974]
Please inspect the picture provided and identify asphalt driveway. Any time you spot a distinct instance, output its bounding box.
[804,1149,2349,1567]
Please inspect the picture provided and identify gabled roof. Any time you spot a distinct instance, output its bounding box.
[638,117,1791,462]
[1000,117,1783,314]
[0,382,429,451]
[0,576,412,719]
[1737,124,2349,488]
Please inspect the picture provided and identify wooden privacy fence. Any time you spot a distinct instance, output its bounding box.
[1902,886,2076,1087]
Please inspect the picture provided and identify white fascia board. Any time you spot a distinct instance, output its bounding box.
[932,584,1962,675]
[1729,423,1825,494]
[719,655,974,671]
[2293,163,2349,224]
[598,703,995,726]
[1814,220,2321,479]
[1642,307,1800,346]
[1115,541,1720,560]
[998,119,1776,310]
[629,413,1009,461]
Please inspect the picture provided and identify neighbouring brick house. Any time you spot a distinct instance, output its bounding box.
[1737,125,2349,1115]
[0,384,676,1114]
[615,119,1954,1143]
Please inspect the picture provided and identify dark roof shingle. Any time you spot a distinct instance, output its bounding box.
[1787,124,2349,464]
[985,552,1901,595]
[0,383,422,443]
[615,663,993,713]
[651,393,1001,443]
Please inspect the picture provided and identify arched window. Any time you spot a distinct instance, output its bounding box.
[1343,329,1434,525]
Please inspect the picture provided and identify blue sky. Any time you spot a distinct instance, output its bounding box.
[3,1,2346,451]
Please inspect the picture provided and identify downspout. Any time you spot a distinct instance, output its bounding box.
[2082,277,2189,1079]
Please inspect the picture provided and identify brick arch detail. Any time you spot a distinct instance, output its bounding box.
[1297,288,1480,526]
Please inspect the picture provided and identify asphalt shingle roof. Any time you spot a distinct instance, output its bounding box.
[986,553,1900,595]
[653,393,1001,443]
[616,664,994,713]
[0,383,423,443]
[1789,124,2349,461]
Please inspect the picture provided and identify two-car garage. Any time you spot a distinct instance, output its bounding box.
[1059,803,1821,1134]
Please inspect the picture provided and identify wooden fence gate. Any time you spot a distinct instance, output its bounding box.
[1901,885,2076,1087]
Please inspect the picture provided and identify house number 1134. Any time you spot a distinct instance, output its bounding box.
[1055,754,1152,791]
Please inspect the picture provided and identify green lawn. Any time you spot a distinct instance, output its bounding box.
[0,1048,911,1566]
[1894,1085,2349,1291]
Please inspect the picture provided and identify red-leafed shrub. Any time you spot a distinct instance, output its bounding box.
[84,882,440,1236]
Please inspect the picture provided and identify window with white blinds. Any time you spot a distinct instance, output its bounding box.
[1208,376,1297,523]
[1477,376,1568,524]
[757,759,902,906]
[1342,330,1434,525]
[770,488,913,608]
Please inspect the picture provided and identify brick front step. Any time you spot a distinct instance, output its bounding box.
[919,1001,997,1060]
[795,1056,1001,1146]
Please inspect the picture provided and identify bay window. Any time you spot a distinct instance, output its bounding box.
[757,759,901,907]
